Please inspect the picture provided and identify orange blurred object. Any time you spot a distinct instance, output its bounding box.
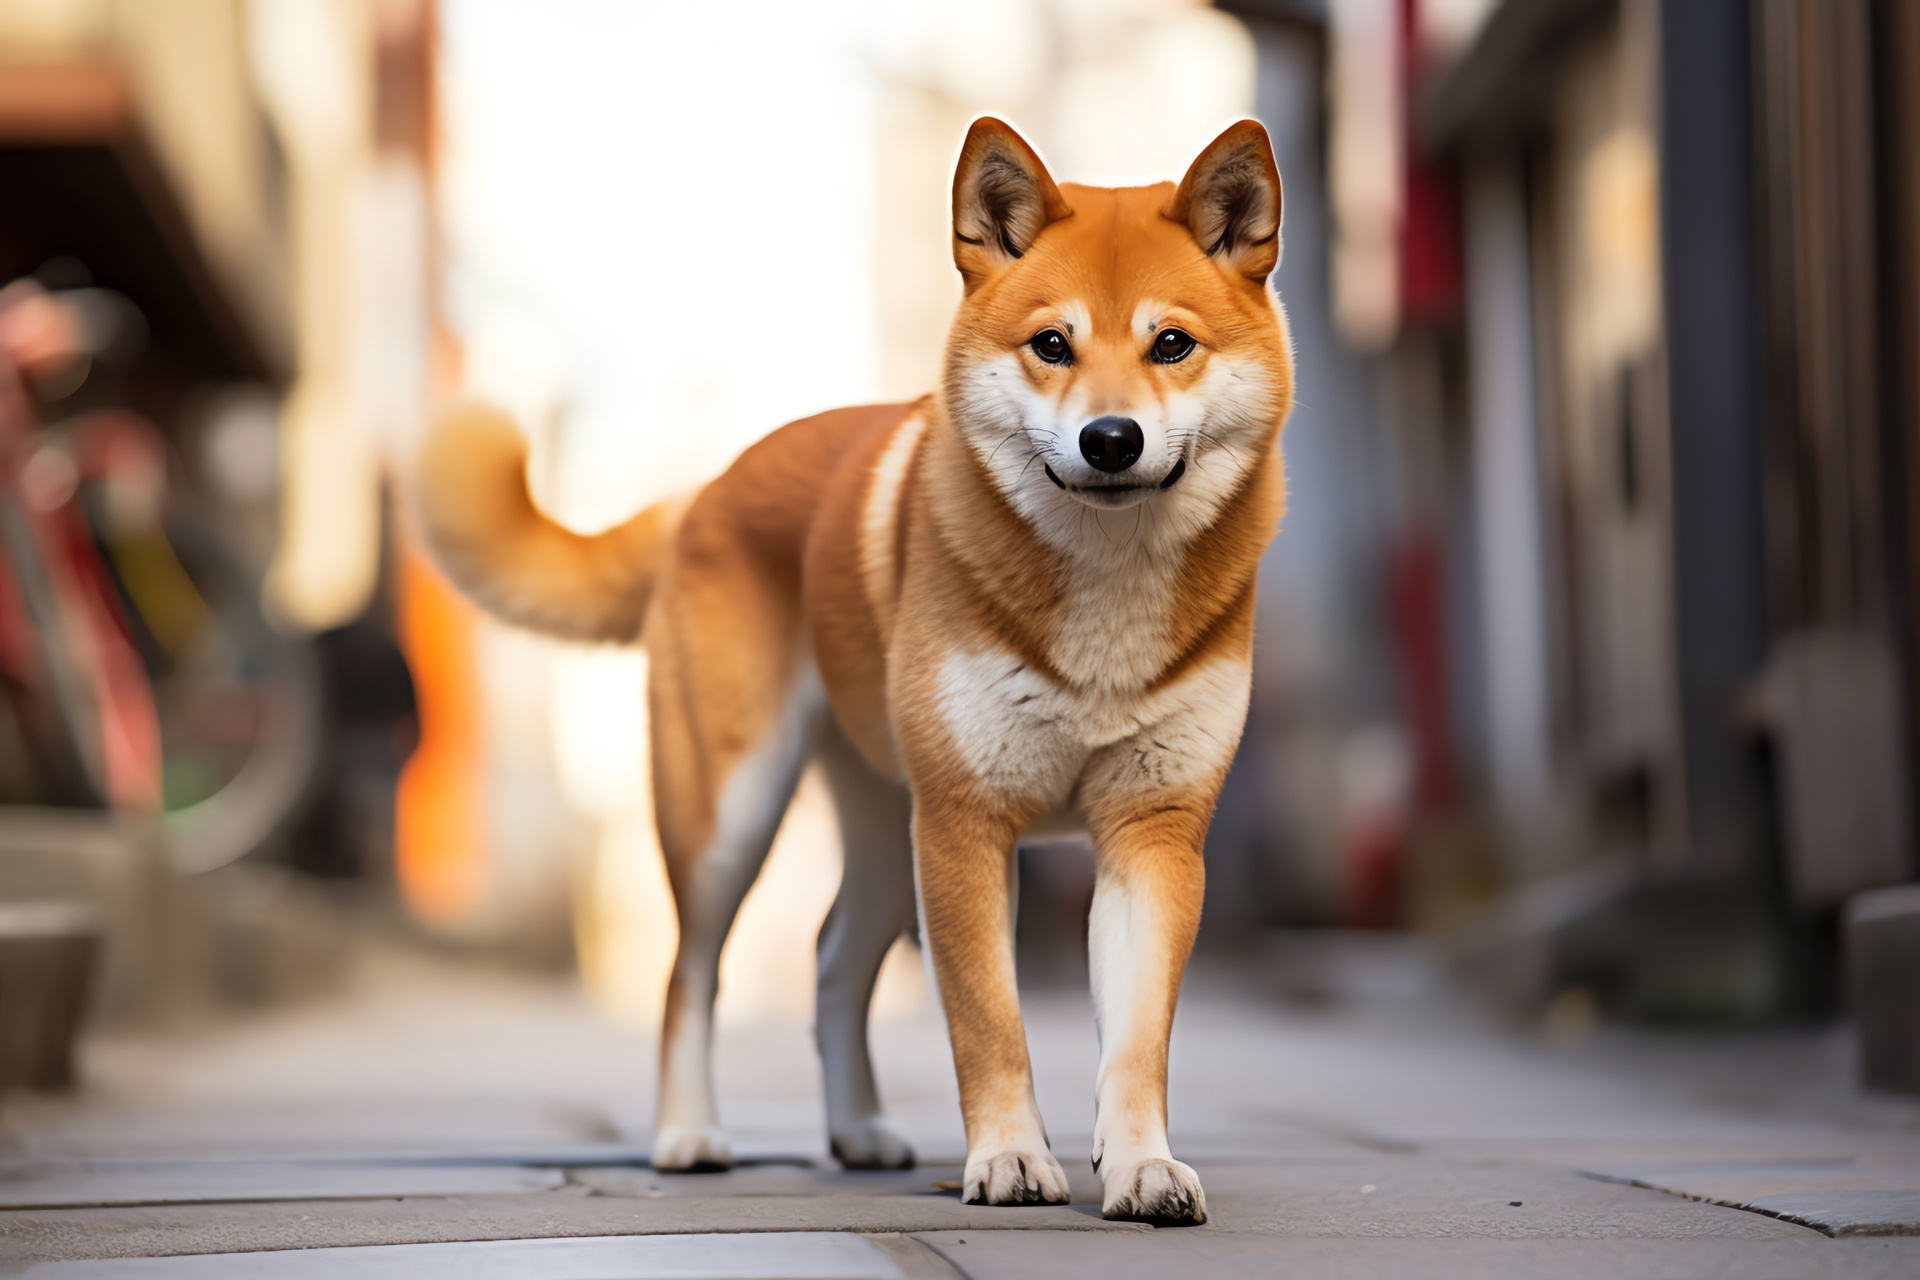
[394,543,486,924]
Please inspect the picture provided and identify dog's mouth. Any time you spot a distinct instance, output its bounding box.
[1044,458,1187,504]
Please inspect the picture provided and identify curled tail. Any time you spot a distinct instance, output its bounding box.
[415,402,687,643]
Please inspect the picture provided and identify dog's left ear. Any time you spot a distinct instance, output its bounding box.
[1166,120,1283,286]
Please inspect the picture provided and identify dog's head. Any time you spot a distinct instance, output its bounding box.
[942,118,1293,540]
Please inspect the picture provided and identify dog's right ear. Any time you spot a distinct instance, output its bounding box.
[952,118,1073,294]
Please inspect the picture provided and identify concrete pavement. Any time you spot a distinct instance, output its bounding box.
[1,935,1917,1276]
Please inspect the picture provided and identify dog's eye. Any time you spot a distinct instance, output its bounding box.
[1029,329,1071,365]
[1152,328,1197,364]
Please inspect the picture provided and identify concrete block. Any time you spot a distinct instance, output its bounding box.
[0,809,161,1023]
[0,900,100,1090]
[1846,883,1920,1095]
[1754,630,1911,909]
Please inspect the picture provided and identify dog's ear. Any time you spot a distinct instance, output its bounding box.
[952,118,1073,293]
[1166,120,1283,285]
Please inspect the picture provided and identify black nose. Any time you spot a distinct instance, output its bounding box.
[1079,417,1144,474]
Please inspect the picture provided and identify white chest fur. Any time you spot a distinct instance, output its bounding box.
[933,649,1252,815]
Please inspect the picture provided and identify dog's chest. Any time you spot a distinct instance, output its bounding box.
[930,645,1244,809]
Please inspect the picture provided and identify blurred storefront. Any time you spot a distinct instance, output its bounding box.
[1220,0,1920,1019]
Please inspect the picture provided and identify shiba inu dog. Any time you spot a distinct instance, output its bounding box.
[418,117,1291,1225]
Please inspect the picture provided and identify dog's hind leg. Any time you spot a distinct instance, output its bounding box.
[649,634,822,1172]
[814,722,917,1169]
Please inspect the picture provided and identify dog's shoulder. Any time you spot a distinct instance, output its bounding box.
[793,399,931,776]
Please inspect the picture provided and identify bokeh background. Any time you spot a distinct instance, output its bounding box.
[1,0,1917,1094]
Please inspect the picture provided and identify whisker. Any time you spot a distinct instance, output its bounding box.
[987,430,1026,468]
[1198,428,1246,470]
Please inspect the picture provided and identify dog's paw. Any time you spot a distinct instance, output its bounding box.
[1101,1157,1208,1226]
[830,1117,916,1170]
[651,1125,733,1171]
[963,1147,1072,1206]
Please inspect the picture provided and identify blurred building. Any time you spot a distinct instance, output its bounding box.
[1221,0,1920,1019]
[0,0,453,1019]
[6,0,1913,1044]
[1,1,294,1021]
[0,4,287,492]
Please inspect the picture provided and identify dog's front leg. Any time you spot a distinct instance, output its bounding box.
[914,798,1072,1206]
[1076,666,1247,1226]
[1082,802,1210,1224]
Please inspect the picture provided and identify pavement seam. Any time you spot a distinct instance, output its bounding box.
[1578,1171,1840,1238]
[863,1232,970,1278]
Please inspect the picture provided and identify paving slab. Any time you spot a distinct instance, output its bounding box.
[1585,1154,1920,1235]
[0,1161,565,1209]
[912,1229,1920,1280]
[1186,1153,1816,1239]
[1748,1190,1920,1236]
[0,1189,1139,1264]
[11,1230,958,1278]
[0,1098,629,1163]
[4,939,1920,1273]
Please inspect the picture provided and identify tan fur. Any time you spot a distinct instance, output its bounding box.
[416,119,1294,1223]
